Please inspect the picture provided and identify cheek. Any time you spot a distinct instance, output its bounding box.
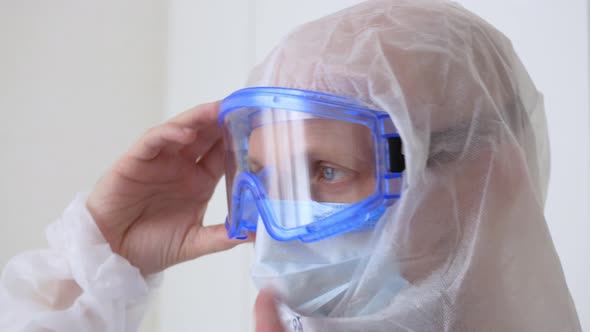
[350,174,376,202]
[362,176,376,198]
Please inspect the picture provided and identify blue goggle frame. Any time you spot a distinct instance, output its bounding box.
[219,87,405,242]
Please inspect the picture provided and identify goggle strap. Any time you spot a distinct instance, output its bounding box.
[387,136,406,172]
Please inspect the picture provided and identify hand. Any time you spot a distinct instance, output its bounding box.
[86,101,251,275]
[255,289,286,332]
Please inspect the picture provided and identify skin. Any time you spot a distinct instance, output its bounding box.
[86,101,284,330]
[248,119,376,203]
[256,289,286,332]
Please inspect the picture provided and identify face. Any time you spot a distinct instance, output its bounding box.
[247,118,376,203]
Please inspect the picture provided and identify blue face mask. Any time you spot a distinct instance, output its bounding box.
[251,201,407,317]
[268,200,386,230]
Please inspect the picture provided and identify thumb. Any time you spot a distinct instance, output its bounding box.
[179,224,254,262]
[255,289,286,332]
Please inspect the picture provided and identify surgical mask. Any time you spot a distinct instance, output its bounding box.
[266,200,385,230]
[251,200,407,317]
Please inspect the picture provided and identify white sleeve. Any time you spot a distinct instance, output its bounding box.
[0,193,161,332]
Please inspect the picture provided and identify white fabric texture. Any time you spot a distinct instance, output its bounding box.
[253,216,408,317]
[0,193,160,332]
[248,0,582,331]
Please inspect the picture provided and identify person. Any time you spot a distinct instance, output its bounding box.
[0,0,582,331]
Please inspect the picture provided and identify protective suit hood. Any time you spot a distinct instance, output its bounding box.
[247,0,581,330]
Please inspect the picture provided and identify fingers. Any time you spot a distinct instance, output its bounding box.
[255,289,285,332]
[187,138,226,202]
[169,101,221,130]
[173,101,225,161]
[129,123,197,161]
[179,224,254,262]
[128,101,223,161]
[179,124,223,162]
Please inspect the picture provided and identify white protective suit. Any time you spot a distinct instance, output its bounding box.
[249,0,581,330]
[0,193,161,331]
[0,0,582,331]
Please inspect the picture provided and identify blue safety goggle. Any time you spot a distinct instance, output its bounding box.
[219,87,405,242]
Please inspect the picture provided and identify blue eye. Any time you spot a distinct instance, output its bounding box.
[322,167,336,181]
[319,165,350,183]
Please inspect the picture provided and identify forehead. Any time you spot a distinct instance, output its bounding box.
[248,119,374,149]
[248,119,375,163]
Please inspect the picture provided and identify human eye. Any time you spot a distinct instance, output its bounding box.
[317,164,353,183]
[311,162,368,203]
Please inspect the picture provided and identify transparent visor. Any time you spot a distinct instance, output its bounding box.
[223,108,377,238]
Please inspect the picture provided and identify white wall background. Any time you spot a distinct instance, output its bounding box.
[0,1,588,331]
[0,1,166,271]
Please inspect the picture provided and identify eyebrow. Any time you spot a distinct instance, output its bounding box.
[247,148,373,174]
